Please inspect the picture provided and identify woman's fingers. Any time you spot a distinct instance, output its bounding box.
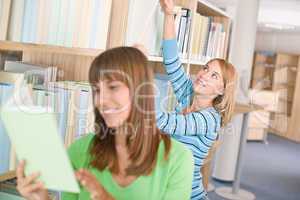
[20,181,44,196]
[20,172,41,188]
[76,169,101,191]
[16,160,26,184]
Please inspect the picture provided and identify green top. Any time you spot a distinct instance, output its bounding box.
[61,133,194,200]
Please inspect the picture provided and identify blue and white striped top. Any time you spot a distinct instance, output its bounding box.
[156,39,221,200]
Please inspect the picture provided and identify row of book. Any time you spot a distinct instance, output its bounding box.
[191,14,229,60]
[174,7,230,60]
[126,1,229,60]
[7,0,112,49]
[4,61,58,85]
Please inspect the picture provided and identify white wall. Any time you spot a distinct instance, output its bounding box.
[255,31,300,54]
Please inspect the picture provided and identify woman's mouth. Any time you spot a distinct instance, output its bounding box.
[101,106,128,114]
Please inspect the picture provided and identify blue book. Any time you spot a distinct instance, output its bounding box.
[75,88,90,139]
[21,0,32,42]
[56,87,70,142]
[0,84,14,174]
[47,0,61,45]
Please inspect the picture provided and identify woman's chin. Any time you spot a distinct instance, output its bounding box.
[104,119,126,129]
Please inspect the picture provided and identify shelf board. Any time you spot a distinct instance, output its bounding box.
[0,171,16,182]
[0,40,103,57]
[148,55,208,65]
[197,0,231,18]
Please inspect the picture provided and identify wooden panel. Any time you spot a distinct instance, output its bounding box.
[247,128,266,141]
[0,41,103,56]
[248,110,270,129]
[175,0,196,9]
[0,170,16,182]
[22,50,94,81]
[277,86,295,102]
[287,58,300,142]
[270,113,289,137]
[248,89,279,112]
[196,0,229,17]
[273,66,297,87]
[275,53,299,67]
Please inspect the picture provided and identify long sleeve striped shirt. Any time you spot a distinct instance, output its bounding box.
[156,39,221,200]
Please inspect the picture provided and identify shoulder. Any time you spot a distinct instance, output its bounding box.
[68,133,95,153]
[67,133,95,169]
[197,107,221,124]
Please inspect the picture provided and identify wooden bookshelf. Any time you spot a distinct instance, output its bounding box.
[251,51,300,142]
[0,171,15,182]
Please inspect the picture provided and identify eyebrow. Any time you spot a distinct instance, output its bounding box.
[213,71,221,78]
[205,64,221,78]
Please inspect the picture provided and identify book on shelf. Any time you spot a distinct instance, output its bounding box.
[0,51,22,71]
[4,61,57,85]
[0,0,11,40]
[0,84,14,175]
[126,0,164,57]
[31,81,94,147]
[191,15,229,61]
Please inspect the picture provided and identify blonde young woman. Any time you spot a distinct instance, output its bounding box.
[16,47,194,199]
[156,0,238,199]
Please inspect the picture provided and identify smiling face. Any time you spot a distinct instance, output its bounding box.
[93,79,131,128]
[193,60,225,99]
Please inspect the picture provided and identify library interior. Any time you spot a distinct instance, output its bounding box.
[0,0,300,200]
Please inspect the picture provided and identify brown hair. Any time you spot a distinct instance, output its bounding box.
[88,46,171,176]
[208,58,237,127]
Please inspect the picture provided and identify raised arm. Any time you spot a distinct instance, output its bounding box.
[160,0,194,108]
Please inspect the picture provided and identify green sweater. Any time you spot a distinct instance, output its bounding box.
[61,134,194,200]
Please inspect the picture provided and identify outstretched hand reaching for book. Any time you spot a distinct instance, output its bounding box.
[160,0,174,15]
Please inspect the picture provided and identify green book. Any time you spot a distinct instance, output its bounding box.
[0,105,80,193]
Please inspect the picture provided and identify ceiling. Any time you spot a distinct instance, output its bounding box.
[207,0,300,32]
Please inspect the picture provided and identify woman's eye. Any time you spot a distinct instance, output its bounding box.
[109,85,119,90]
[212,73,218,79]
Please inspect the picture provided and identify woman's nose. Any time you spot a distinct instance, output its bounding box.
[95,91,110,106]
[202,72,210,80]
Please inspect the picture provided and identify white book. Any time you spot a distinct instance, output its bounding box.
[8,0,25,42]
[126,0,162,55]
[0,105,80,193]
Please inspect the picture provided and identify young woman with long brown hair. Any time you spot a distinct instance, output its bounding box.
[16,46,194,200]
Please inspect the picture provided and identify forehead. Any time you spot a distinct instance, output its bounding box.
[92,79,115,88]
[207,60,222,75]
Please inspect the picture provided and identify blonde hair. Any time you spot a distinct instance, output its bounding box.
[208,58,237,127]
